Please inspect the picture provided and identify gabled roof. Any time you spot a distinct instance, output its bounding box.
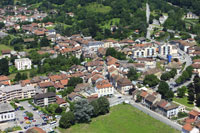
[182,124,193,132]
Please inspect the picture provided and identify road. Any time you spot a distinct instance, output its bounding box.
[168,48,193,92]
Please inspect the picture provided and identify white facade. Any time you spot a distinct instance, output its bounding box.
[15,58,32,70]
[96,87,114,98]
[0,103,15,123]
[165,108,179,118]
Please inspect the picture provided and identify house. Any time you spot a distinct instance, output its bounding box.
[56,96,69,107]
[117,77,133,94]
[0,103,15,123]
[144,94,157,109]
[155,100,179,118]
[15,58,32,70]
[39,82,54,90]
[185,12,199,19]
[0,75,11,86]
[95,79,114,97]
[182,123,199,133]
[68,92,82,102]
[34,92,56,107]
[1,50,11,58]
[178,40,195,52]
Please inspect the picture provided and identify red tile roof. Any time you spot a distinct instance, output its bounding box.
[0,75,9,82]
[182,124,193,131]
[56,96,66,105]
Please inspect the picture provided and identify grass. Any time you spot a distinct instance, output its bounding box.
[173,97,194,108]
[59,104,179,133]
[0,44,13,55]
[101,18,120,29]
[85,2,111,14]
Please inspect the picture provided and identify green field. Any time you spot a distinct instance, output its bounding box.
[173,97,194,108]
[85,3,112,14]
[0,44,13,55]
[59,104,179,133]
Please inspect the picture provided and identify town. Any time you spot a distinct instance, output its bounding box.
[0,1,200,133]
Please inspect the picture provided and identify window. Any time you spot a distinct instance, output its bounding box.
[141,52,144,56]
[147,49,150,56]
[163,46,165,55]
[168,46,170,54]
[137,52,139,56]
[152,49,154,55]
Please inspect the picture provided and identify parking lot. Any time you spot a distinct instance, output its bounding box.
[15,101,44,130]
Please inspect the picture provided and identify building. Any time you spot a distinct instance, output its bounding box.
[185,12,199,19]
[117,77,133,94]
[155,99,179,118]
[0,103,15,123]
[34,92,56,107]
[159,43,177,56]
[0,85,36,103]
[15,58,32,70]
[95,80,114,97]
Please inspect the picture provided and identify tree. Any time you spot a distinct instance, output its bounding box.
[196,93,200,107]
[59,111,75,128]
[188,83,195,104]
[47,87,56,93]
[160,72,171,81]
[15,72,21,81]
[90,100,100,117]
[73,99,93,123]
[40,36,50,47]
[55,106,63,114]
[157,81,174,100]
[26,112,33,118]
[0,58,9,75]
[136,94,142,102]
[177,86,187,98]
[97,97,110,115]
[0,22,5,29]
[143,74,159,87]
[127,67,139,81]
[68,77,83,88]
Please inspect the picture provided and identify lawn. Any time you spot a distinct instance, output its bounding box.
[59,104,179,133]
[85,2,111,14]
[173,97,194,108]
[0,44,13,55]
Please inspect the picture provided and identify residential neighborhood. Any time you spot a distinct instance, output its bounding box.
[0,1,199,133]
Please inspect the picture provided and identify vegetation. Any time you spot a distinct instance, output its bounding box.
[143,74,160,87]
[175,66,193,85]
[59,97,110,129]
[59,104,179,133]
[177,86,187,98]
[157,81,174,100]
[160,68,177,81]
[106,48,126,60]
[173,97,194,108]
[0,58,9,75]
[4,126,22,132]
[127,67,139,81]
